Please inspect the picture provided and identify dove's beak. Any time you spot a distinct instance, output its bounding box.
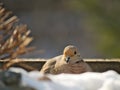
[65,56,70,63]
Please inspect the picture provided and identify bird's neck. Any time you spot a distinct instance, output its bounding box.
[61,55,67,64]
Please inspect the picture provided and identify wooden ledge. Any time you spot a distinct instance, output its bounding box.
[0,58,120,73]
[0,58,120,62]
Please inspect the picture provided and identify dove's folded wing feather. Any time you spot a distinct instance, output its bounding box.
[40,55,62,74]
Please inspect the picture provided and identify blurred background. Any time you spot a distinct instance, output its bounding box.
[2,0,120,58]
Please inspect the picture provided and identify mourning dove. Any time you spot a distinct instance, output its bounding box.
[40,45,92,74]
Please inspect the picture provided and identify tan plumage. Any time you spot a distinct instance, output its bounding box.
[40,45,92,74]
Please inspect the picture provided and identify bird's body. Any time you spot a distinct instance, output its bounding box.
[40,45,92,74]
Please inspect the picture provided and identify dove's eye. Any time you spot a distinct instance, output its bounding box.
[74,51,76,55]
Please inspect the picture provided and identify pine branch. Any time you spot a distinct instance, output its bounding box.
[0,4,33,60]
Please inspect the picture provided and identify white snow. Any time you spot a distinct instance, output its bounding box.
[9,68,120,90]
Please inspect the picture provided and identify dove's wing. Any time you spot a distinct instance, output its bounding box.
[40,59,56,74]
[40,55,62,74]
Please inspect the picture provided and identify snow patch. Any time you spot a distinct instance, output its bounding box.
[9,67,120,90]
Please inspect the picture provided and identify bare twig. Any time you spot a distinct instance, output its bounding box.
[0,3,34,69]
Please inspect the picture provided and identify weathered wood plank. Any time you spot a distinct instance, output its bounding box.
[0,58,120,73]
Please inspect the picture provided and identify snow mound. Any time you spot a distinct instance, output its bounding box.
[9,68,120,90]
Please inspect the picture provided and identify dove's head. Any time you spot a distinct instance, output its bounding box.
[63,45,83,64]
